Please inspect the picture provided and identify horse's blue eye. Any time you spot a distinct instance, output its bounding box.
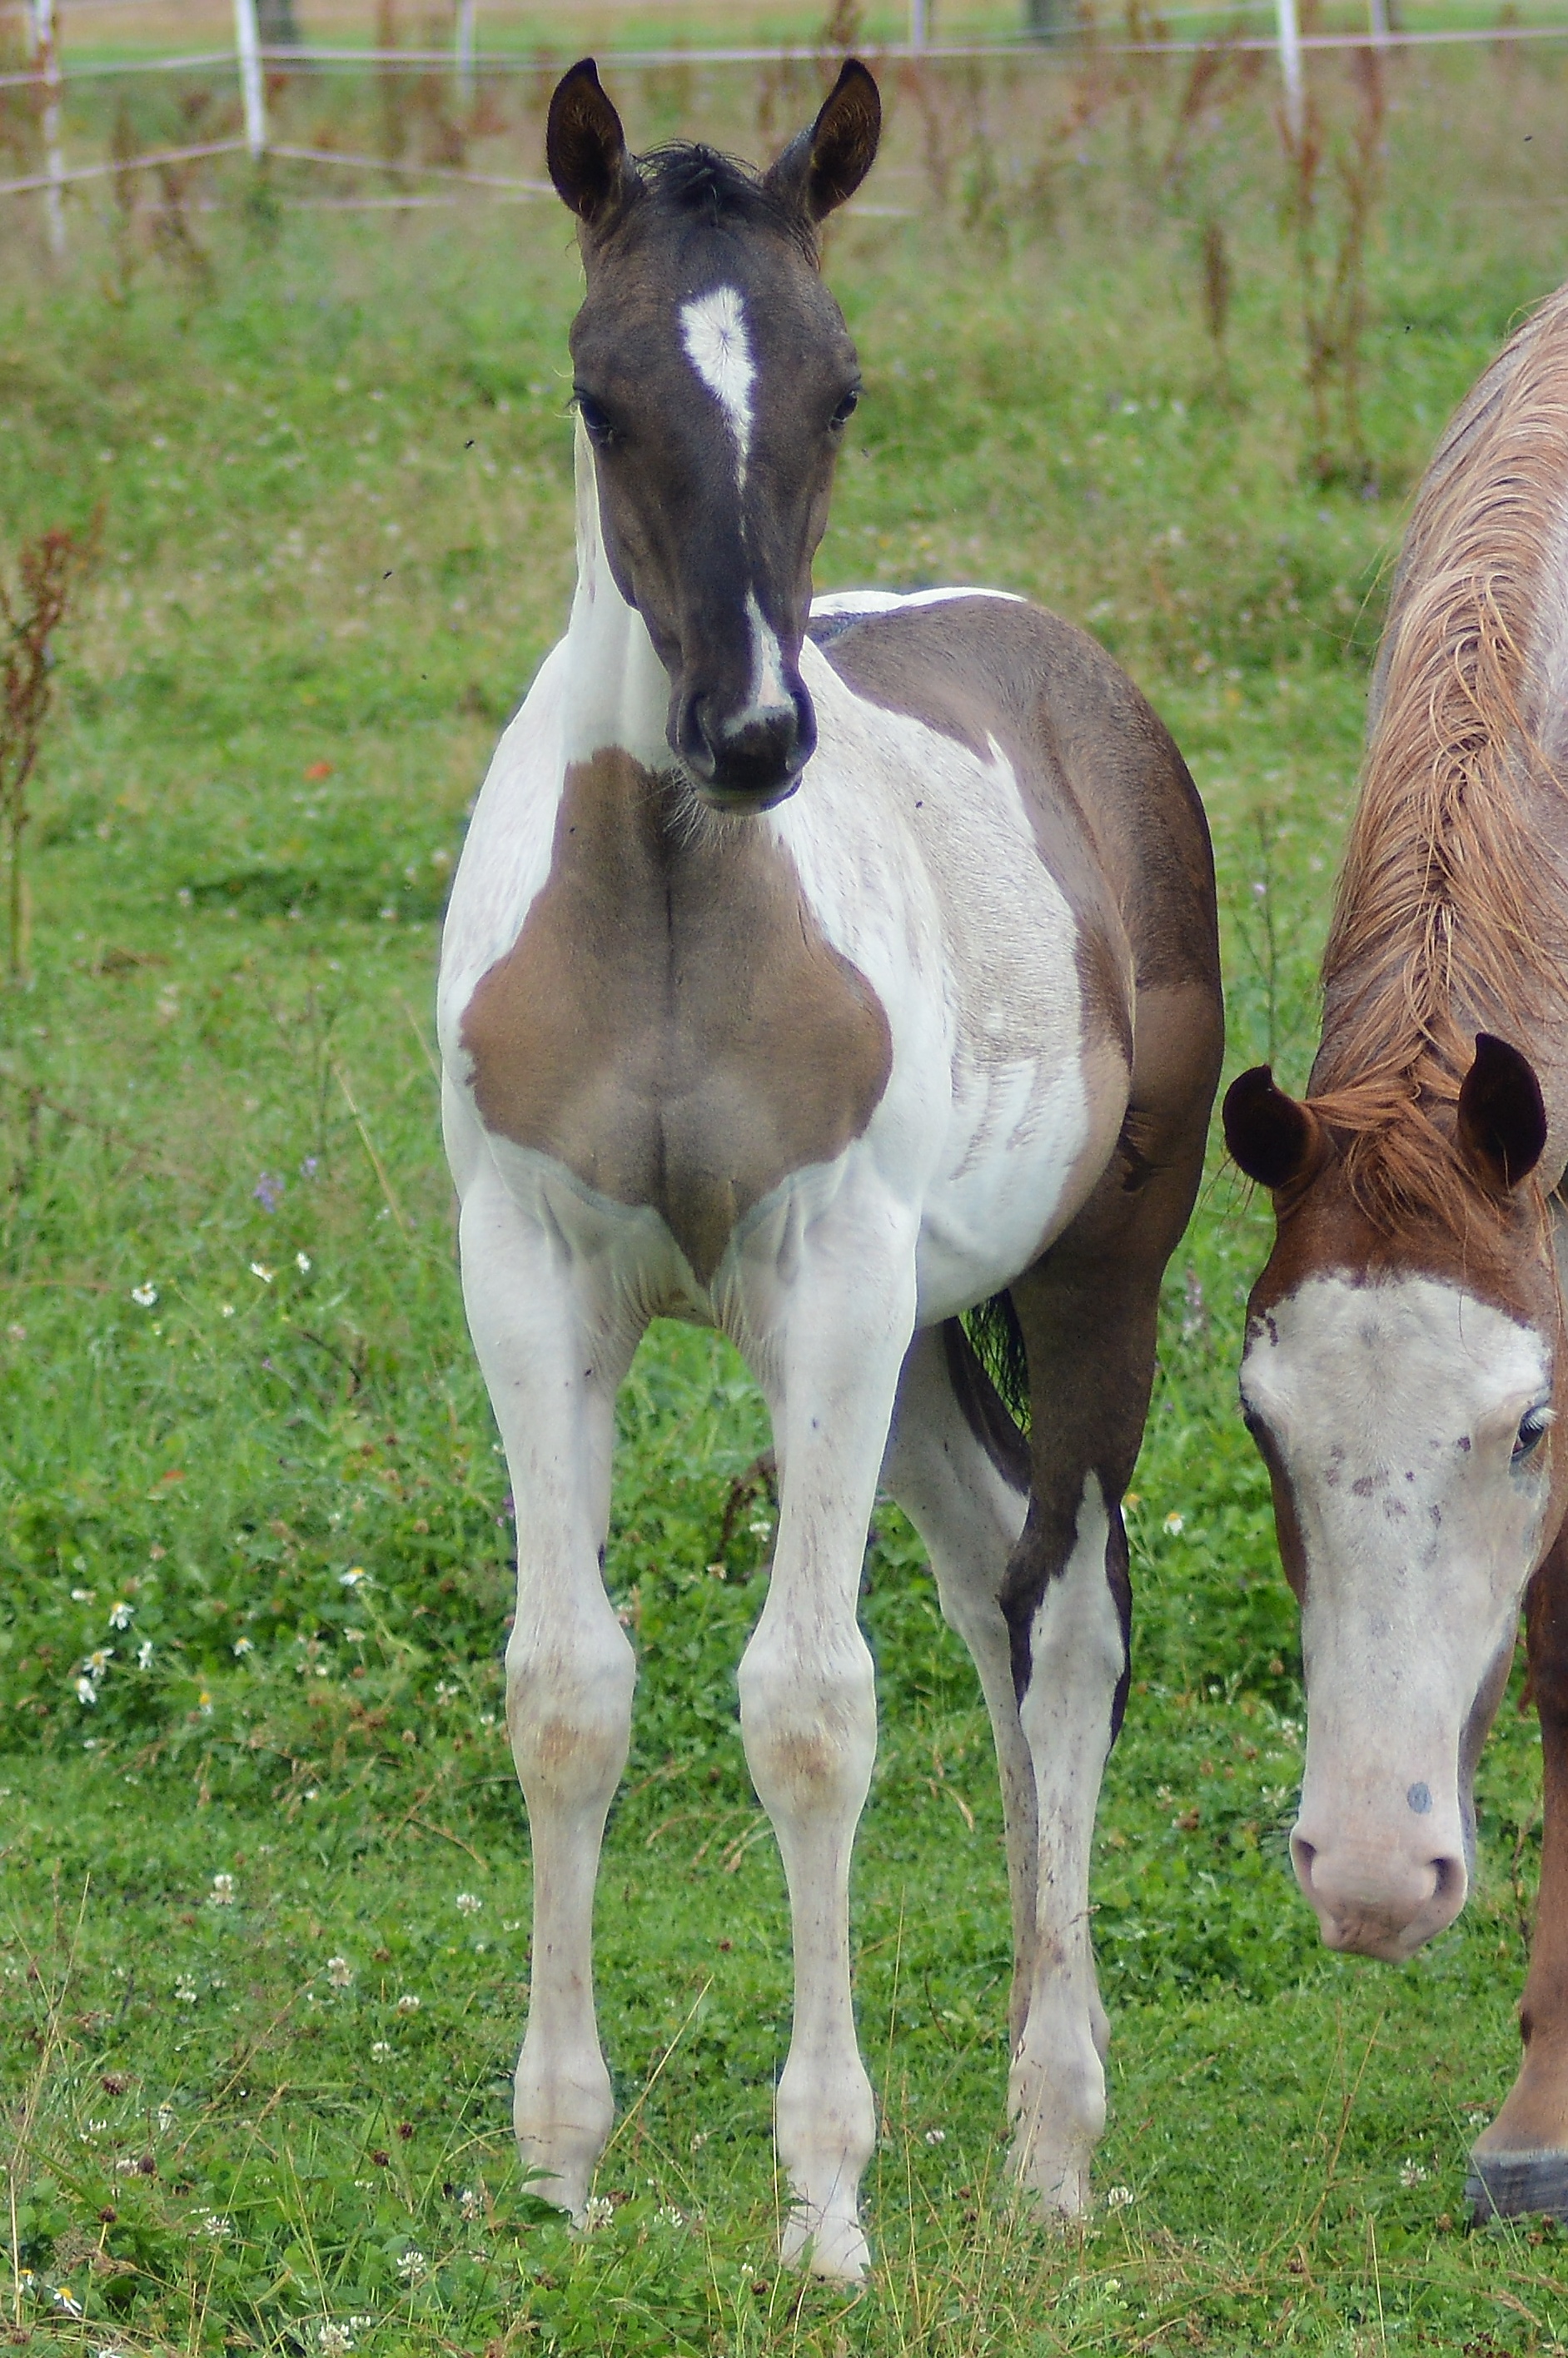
[1514,1405,1552,1463]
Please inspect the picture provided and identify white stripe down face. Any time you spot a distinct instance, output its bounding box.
[1240,1272,1554,1961]
[680,286,756,481]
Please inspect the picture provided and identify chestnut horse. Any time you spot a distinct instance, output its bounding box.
[1226,280,1568,2219]
[438,57,1222,2274]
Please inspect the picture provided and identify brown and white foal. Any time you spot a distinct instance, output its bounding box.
[1227,280,1568,2220]
[438,58,1222,2275]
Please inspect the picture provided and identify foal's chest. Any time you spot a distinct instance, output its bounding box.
[460,749,892,1283]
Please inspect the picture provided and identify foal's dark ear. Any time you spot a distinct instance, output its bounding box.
[1456,1032,1548,1191]
[1223,1067,1323,1192]
[547,59,635,231]
[764,58,881,225]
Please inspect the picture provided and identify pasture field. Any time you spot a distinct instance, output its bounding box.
[5,42,1568,2356]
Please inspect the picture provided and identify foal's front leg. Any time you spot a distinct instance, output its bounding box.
[460,1177,640,2221]
[734,1197,918,2282]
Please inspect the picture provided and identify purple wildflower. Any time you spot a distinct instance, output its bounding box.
[253,1172,285,1213]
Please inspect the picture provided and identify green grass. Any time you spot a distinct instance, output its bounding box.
[4,43,1568,2355]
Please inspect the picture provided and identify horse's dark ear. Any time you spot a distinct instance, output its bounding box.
[547,59,635,230]
[764,58,881,225]
[1223,1067,1322,1191]
[1456,1032,1547,1191]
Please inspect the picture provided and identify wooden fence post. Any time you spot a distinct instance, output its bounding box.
[234,0,266,160]
[1276,0,1305,141]
[29,0,65,255]
[455,0,476,107]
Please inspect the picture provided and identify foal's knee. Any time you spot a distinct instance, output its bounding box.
[505,1614,635,1808]
[739,1633,877,1819]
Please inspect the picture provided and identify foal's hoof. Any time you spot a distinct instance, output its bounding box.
[780,2205,870,2282]
[1467,2146,1568,2222]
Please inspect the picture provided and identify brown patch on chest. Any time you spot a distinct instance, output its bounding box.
[460,749,892,1282]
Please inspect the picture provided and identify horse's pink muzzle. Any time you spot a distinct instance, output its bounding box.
[1291,1817,1468,1962]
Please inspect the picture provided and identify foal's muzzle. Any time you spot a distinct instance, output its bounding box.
[676,683,817,813]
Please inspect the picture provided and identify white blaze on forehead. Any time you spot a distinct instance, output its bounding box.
[679,286,755,473]
[1242,1271,1549,1452]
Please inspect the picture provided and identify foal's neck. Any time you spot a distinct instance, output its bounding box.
[562,418,672,773]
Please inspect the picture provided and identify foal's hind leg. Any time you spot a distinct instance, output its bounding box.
[1003,1059,1214,2218]
[459,1172,641,2221]
[880,1321,1038,2050]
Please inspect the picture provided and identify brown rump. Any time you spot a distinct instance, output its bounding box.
[1304,281,1568,1236]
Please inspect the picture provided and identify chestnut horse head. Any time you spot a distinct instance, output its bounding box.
[1227,281,1568,1963]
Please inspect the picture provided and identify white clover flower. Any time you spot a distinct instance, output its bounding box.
[296,1251,312,1273]
[656,2204,685,2229]
[317,2329,355,2357]
[923,2127,946,2146]
[396,2248,426,2280]
[370,2040,392,2060]
[339,1567,366,1588]
[201,2214,231,2237]
[157,2105,175,2132]
[251,1261,275,1284]
[113,2157,139,2176]
[395,1992,420,2014]
[108,1600,134,1629]
[458,2186,480,2220]
[175,1982,197,2005]
[326,1955,353,1989]
[233,1637,253,1657]
[1107,2185,1134,2208]
[455,1891,481,1915]
[131,1283,158,1308]
[137,1640,154,1669]
[580,2194,614,2231]
[211,1873,236,1905]
[76,1677,97,1705]
[1399,2160,1430,2188]
[1162,1511,1185,1535]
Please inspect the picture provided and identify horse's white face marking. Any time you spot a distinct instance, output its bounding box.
[680,286,755,478]
[1241,1272,1552,1958]
[740,590,794,727]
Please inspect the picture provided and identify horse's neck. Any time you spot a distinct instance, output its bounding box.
[561,420,671,772]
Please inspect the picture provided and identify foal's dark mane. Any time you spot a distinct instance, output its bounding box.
[1306,282,1568,1235]
[630,142,819,255]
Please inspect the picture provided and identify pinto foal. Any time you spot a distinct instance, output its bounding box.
[438,58,1222,2275]
[1227,279,1568,2220]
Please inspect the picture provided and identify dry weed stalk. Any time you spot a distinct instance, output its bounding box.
[0,524,97,982]
[1277,47,1386,487]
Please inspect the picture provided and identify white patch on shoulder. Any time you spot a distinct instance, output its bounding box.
[810,587,1026,617]
[680,286,755,477]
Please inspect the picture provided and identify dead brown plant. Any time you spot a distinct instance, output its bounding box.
[0,524,98,983]
[1277,46,1386,488]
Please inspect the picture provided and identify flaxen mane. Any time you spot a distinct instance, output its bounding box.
[1308,281,1568,1231]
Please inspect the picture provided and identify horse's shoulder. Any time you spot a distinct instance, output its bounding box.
[810,590,1217,996]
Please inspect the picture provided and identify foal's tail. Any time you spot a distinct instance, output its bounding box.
[948,1293,1031,1490]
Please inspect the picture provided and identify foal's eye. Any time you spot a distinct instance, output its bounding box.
[829,387,860,430]
[575,393,616,448]
[1513,1404,1553,1464]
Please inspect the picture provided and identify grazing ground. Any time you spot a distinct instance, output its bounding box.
[4,44,1568,2357]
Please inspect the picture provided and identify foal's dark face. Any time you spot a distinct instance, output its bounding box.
[547,60,880,812]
